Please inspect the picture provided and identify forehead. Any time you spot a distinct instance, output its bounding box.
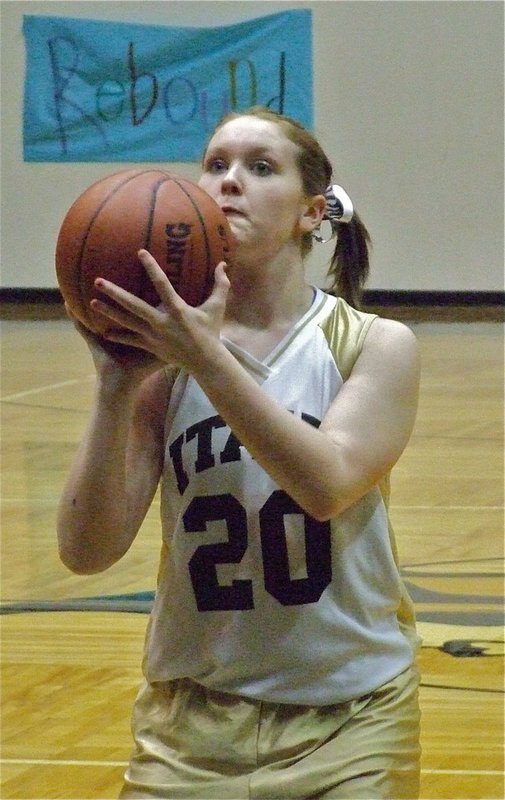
[206,116,299,159]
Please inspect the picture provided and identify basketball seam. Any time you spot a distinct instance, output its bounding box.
[169,178,213,301]
[141,177,176,300]
[75,170,171,320]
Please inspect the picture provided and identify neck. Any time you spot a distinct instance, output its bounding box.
[225,248,313,329]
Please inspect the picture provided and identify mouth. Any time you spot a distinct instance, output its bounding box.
[221,205,246,217]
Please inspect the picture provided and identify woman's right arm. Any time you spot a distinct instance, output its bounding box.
[57,360,174,575]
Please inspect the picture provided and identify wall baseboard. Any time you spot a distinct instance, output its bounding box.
[1,287,503,323]
[1,288,64,304]
[361,290,504,321]
[362,290,504,306]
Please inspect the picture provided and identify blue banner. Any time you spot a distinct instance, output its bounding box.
[22,11,312,162]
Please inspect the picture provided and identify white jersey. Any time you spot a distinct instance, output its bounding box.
[145,289,419,705]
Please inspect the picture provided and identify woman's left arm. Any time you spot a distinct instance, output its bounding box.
[317,317,421,514]
[192,316,420,520]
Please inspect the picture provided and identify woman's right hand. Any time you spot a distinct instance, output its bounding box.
[64,303,165,384]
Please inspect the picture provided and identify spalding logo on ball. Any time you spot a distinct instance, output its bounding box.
[55,169,234,356]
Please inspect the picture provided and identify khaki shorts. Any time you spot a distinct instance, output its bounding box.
[120,665,421,799]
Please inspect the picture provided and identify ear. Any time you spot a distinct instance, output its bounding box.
[299,194,327,234]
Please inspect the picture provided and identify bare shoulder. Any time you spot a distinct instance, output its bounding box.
[345,317,421,406]
[366,316,418,347]
[361,317,420,372]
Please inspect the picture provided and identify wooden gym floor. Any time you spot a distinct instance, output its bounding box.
[0,305,503,799]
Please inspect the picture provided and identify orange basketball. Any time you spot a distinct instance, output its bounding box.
[55,168,234,358]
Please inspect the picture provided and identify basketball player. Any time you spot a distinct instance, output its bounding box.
[58,107,422,799]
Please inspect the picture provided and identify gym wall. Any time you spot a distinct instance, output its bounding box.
[1,0,503,294]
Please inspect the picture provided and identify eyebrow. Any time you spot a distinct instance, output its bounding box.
[204,144,278,161]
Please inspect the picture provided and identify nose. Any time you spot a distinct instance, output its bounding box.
[221,163,243,195]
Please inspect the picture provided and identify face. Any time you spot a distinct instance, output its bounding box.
[199,116,322,261]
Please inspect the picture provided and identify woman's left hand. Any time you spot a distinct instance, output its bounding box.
[89,250,230,371]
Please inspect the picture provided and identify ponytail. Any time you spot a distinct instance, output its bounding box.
[327,211,371,309]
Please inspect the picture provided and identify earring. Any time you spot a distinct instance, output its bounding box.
[312,219,336,244]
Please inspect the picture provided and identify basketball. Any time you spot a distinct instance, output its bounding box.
[55,168,234,357]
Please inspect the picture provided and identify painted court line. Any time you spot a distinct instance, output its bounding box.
[390,505,504,511]
[1,498,499,512]
[1,376,94,402]
[0,759,501,776]
[421,769,502,776]
[1,758,127,767]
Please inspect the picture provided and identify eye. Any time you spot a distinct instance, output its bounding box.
[205,158,228,174]
[251,160,273,177]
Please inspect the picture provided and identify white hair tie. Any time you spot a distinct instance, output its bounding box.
[313,184,354,243]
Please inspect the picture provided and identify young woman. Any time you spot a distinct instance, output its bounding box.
[58,107,422,799]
